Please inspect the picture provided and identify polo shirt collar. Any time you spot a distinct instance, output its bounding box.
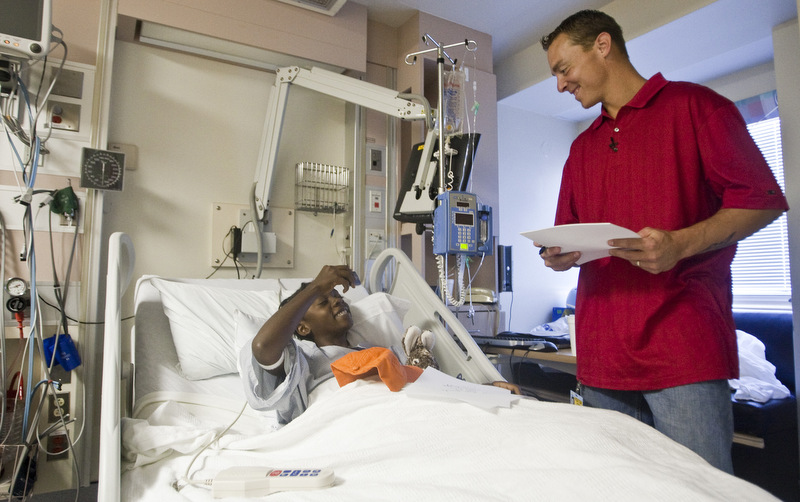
[591,72,668,130]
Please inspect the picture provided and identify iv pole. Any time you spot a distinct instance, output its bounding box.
[405,36,478,306]
[405,35,477,195]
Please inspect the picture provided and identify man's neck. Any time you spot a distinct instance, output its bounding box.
[603,65,648,119]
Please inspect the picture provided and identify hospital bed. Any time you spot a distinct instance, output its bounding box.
[98,232,777,501]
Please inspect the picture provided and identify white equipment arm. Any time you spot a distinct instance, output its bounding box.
[253,66,429,220]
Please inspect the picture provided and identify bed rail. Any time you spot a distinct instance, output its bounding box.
[98,232,135,502]
[368,248,503,384]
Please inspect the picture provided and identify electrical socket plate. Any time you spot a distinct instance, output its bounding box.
[48,392,70,422]
[210,203,295,268]
[365,229,385,259]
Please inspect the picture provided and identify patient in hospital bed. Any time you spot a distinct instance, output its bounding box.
[238,264,517,424]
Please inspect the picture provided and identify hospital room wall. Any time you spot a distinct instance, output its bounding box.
[102,41,353,313]
[496,108,579,331]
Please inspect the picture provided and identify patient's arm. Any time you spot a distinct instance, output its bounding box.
[490,381,521,395]
[251,265,358,375]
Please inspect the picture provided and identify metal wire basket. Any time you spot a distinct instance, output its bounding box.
[295,162,350,214]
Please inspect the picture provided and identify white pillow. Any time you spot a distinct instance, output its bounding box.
[234,310,270,373]
[150,279,281,380]
[347,293,410,349]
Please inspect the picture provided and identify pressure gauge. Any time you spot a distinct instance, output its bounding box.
[80,147,125,191]
[6,277,28,297]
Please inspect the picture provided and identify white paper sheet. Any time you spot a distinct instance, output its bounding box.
[522,223,640,265]
[404,367,519,410]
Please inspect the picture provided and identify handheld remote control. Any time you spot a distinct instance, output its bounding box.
[211,466,335,498]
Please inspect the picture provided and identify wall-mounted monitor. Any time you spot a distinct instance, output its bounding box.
[0,0,52,59]
[394,132,480,226]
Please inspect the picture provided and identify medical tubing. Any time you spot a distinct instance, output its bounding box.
[435,252,467,307]
[179,402,248,491]
[22,213,38,439]
[250,182,263,279]
[30,36,68,139]
[47,205,79,341]
[21,136,40,441]
[0,211,6,435]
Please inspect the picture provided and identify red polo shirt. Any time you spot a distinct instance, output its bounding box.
[555,73,788,390]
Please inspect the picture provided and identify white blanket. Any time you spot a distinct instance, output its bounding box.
[122,380,776,501]
[729,330,791,403]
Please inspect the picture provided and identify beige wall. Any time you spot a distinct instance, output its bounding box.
[117,0,369,72]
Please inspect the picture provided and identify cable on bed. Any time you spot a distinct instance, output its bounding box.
[510,347,545,401]
[174,401,249,492]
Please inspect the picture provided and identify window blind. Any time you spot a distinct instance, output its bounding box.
[730,115,791,310]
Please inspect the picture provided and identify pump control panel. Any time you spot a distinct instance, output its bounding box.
[432,191,492,256]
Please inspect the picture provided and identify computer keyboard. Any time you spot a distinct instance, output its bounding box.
[472,331,570,348]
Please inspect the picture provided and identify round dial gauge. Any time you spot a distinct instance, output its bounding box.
[6,277,28,297]
[80,148,125,191]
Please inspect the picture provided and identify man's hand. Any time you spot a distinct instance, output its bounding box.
[608,227,684,274]
[607,208,784,274]
[538,245,581,271]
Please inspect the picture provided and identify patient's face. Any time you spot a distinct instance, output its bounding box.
[303,290,353,342]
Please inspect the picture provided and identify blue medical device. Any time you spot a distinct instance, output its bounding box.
[432,191,492,255]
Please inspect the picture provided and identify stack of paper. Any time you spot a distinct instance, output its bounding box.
[521,223,639,265]
[405,368,520,410]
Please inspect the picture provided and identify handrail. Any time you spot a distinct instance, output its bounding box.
[97,232,135,502]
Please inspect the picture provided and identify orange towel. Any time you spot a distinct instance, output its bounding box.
[331,347,423,391]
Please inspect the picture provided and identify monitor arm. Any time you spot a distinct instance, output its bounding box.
[252,65,431,220]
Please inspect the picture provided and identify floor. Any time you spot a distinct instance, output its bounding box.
[29,483,97,502]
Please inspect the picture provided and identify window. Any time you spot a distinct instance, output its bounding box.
[731,91,791,311]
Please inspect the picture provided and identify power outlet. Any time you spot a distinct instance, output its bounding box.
[48,392,70,422]
[46,429,70,461]
[365,229,385,259]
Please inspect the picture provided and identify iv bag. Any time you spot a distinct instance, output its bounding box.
[443,69,465,134]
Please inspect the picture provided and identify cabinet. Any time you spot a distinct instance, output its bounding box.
[448,303,499,337]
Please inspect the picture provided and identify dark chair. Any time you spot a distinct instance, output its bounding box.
[731,311,798,501]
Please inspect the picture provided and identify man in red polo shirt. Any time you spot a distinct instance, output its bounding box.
[538,10,788,473]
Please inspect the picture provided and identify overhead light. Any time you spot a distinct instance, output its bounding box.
[137,21,342,73]
[274,0,347,16]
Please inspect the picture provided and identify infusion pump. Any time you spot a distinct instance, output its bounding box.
[432,191,492,256]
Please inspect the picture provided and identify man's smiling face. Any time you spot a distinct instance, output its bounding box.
[546,32,607,110]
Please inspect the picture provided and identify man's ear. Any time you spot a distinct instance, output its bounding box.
[595,32,612,57]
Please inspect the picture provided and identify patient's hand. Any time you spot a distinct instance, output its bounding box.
[489,381,521,395]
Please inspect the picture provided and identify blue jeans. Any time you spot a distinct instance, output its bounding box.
[581,380,734,473]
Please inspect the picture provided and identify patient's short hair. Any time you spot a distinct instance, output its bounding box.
[281,282,311,339]
[280,282,310,308]
[541,10,629,59]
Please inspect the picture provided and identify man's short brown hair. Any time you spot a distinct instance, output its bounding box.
[541,10,629,59]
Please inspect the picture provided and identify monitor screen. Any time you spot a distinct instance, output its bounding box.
[393,132,480,225]
[0,0,51,58]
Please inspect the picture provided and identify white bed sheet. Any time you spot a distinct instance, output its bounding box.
[121,379,776,501]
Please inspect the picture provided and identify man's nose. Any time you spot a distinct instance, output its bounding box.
[556,75,568,93]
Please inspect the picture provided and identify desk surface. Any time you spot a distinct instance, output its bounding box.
[482,345,576,363]
[481,345,577,375]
